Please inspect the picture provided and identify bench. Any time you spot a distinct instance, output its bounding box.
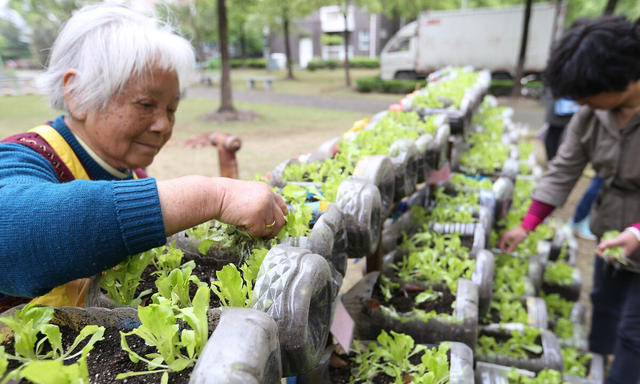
[245,76,275,91]
[200,73,221,87]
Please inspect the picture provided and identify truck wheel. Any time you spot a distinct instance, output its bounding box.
[251,245,333,377]
[395,71,417,80]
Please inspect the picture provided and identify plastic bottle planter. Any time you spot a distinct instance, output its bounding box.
[482,297,548,329]
[336,179,383,259]
[423,123,452,171]
[414,134,435,184]
[84,247,230,309]
[268,158,300,188]
[190,308,282,384]
[427,222,487,258]
[168,231,244,263]
[342,272,479,350]
[0,305,280,384]
[500,158,520,183]
[352,155,396,218]
[380,249,494,318]
[542,265,583,302]
[307,137,342,164]
[563,353,605,384]
[527,255,547,295]
[549,230,579,266]
[296,341,475,384]
[554,303,588,352]
[389,138,420,201]
[279,204,349,300]
[492,177,514,223]
[475,362,550,384]
[475,326,564,373]
[251,245,333,377]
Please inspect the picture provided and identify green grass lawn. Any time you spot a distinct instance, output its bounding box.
[195,67,400,101]
[0,95,367,180]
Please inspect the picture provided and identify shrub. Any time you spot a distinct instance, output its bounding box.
[350,57,379,69]
[228,58,267,69]
[325,59,341,70]
[321,34,343,46]
[356,76,425,94]
[356,76,380,92]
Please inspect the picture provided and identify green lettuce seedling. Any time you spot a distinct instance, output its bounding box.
[478,327,543,359]
[507,368,566,384]
[100,248,157,306]
[543,261,574,287]
[0,304,104,384]
[562,347,592,378]
[602,230,630,265]
[118,286,209,384]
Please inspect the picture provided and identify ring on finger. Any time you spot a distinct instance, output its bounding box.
[265,220,276,230]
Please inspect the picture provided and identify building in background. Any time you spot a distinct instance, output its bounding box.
[269,6,396,68]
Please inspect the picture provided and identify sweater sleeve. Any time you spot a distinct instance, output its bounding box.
[0,143,167,298]
[521,200,556,231]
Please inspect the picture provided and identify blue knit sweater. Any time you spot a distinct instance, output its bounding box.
[0,115,167,298]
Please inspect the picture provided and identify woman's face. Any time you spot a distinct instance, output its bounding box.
[79,68,180,170]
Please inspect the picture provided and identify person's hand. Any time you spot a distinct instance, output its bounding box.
[216,179,288,239]
[498,226,529,254]
[596,230,640,259]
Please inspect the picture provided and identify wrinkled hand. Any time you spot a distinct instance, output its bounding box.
[596,230,640,259]
[498,226,529,254]
[217,179,288,239]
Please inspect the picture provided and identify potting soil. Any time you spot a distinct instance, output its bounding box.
[3,326,194,383]
[370,283,455,315]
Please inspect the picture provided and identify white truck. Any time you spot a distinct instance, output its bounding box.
[380,2,566,80]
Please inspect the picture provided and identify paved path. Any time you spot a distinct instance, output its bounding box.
[187,86,396,114]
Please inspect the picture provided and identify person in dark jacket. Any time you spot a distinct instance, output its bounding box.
[499,17,640,384]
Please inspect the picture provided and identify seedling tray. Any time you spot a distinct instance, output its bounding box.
[342,272,479,350]
[542,265,583,302]
[297,341,474,384]
[475,326,563,373]
[563,353,605,384]
[381,249,494,318]
[0,305,281,384]
[481,297,548,329]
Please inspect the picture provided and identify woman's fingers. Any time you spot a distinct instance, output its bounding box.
[274,193,289,216]
[265,200,287,239]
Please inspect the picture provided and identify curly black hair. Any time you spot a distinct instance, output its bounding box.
[545,16,640,99]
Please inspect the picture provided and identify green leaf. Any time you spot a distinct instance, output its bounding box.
[211,264,247,307]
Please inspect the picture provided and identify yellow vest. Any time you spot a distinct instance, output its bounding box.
[28,125,137,307]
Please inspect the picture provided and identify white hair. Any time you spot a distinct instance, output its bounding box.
[39,4,195,114]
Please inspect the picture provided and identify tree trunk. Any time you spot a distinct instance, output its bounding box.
[343,4,351,87]
[512,0,533,98]
[603,0,618,15]
[218,0,236,113]
[240,25,247,68]
[283,13,295,80]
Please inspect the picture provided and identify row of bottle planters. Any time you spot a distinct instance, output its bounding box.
[269,117,451,211]
[397,69,492,135]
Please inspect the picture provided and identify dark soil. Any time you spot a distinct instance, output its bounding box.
[4,326,194,383]
[370,282,455,315]
[481,308,502,325]
[100,252,240,308]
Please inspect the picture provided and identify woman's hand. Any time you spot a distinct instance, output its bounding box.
[596,230,640,259]
[158,176,288,238]
[498,226,529,254]
[215,179,288,238]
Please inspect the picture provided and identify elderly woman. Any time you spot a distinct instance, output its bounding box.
[498,17,640,384]
[0,5,287,309]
